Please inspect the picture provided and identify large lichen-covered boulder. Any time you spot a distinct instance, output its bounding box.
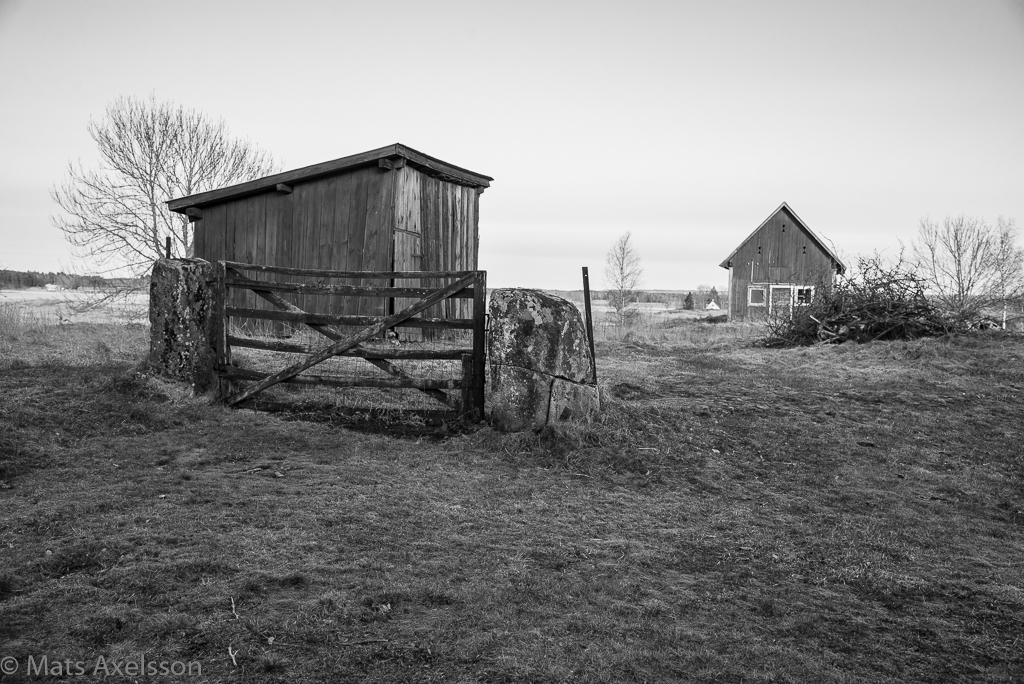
[488,289,600,432]
[148,258,217,392]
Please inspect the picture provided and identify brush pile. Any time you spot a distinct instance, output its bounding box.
[762,255,950,347]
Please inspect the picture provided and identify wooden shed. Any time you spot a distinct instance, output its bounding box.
[166,143,492,322]
[719,202,845,321]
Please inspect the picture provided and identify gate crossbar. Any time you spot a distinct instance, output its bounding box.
[225,267,453,407]
[223,272,477,408]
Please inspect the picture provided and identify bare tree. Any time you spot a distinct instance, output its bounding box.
[51,95,277,277]
[911,215,1023,324]
[694,284,711,309]
[991,217,1024,328]
[604,231,644,327]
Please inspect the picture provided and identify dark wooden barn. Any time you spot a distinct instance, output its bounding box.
[719,202,845,321]
[166,143,492,322]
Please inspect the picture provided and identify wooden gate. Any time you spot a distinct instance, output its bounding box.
[212,261,486,420]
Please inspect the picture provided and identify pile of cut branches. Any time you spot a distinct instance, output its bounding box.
[762,255,951,347]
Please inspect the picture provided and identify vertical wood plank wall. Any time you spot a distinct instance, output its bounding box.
[418,173,478,321]
[393,166,423,329]
[193,163,480,328]
[727,206,838,321]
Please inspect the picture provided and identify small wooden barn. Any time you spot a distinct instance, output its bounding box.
[166,143,492,321]
[719,202,845,321]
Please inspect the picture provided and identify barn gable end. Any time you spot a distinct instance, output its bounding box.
[719,202,845,322]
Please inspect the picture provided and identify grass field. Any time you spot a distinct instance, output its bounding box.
[1,301,1022,682]
[0,289,148,325]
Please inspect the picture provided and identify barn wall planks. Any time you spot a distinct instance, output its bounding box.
[331,174,353,274]
[351,168,372,314]
[192,212,206,259]
[360,167,392,317]
[203,203,223,265]
[415,173,479,321]
[191,159,482,329]
[393,166,423,317]
[297,180,317,315]
[225,201,242,311]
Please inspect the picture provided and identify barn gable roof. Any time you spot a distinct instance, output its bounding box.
[167,143,492,213]
[718,202,846,274]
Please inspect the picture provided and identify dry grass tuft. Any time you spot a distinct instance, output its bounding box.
[0,301,147,369]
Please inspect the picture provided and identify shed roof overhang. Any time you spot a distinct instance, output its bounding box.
[718,202,846,275]
[167,143,493,214]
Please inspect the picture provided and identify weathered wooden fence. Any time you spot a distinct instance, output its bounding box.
[213,261,486,420]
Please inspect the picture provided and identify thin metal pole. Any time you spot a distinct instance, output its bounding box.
[165,236,172,259]
[582,267,598,385]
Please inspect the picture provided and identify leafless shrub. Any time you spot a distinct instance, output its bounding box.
[760,254,950,347]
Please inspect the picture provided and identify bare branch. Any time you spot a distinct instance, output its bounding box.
[51,95,278,278]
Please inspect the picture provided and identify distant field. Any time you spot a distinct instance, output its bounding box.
[0,288,148,324]
[582,301,723,337]
[588,300,712,316]
[1,290,714,326]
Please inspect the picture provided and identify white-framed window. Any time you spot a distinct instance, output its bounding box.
[748,286,766,306]
[795,286,814,305]
[770,285,794,309]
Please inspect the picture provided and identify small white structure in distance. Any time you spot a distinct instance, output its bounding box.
[704,301,720,310]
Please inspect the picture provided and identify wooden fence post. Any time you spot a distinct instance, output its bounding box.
[461,354,474,418]
[471,271,487,421]
[214,261,233,399]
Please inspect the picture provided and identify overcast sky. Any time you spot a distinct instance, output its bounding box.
[1,0,1022,290]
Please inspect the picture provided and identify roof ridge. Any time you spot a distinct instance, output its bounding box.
[168,144,492,212]
[719,202,846,274]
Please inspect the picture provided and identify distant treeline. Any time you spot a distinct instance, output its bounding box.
[549,289,723,308]
[551,290,683,303]
[0,270,146,290]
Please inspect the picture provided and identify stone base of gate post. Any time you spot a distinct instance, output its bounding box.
[148,258,218,393]
[486,288,600,432]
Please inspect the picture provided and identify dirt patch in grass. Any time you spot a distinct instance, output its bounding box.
[250,402,482,441]
[1,323,1022,682]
